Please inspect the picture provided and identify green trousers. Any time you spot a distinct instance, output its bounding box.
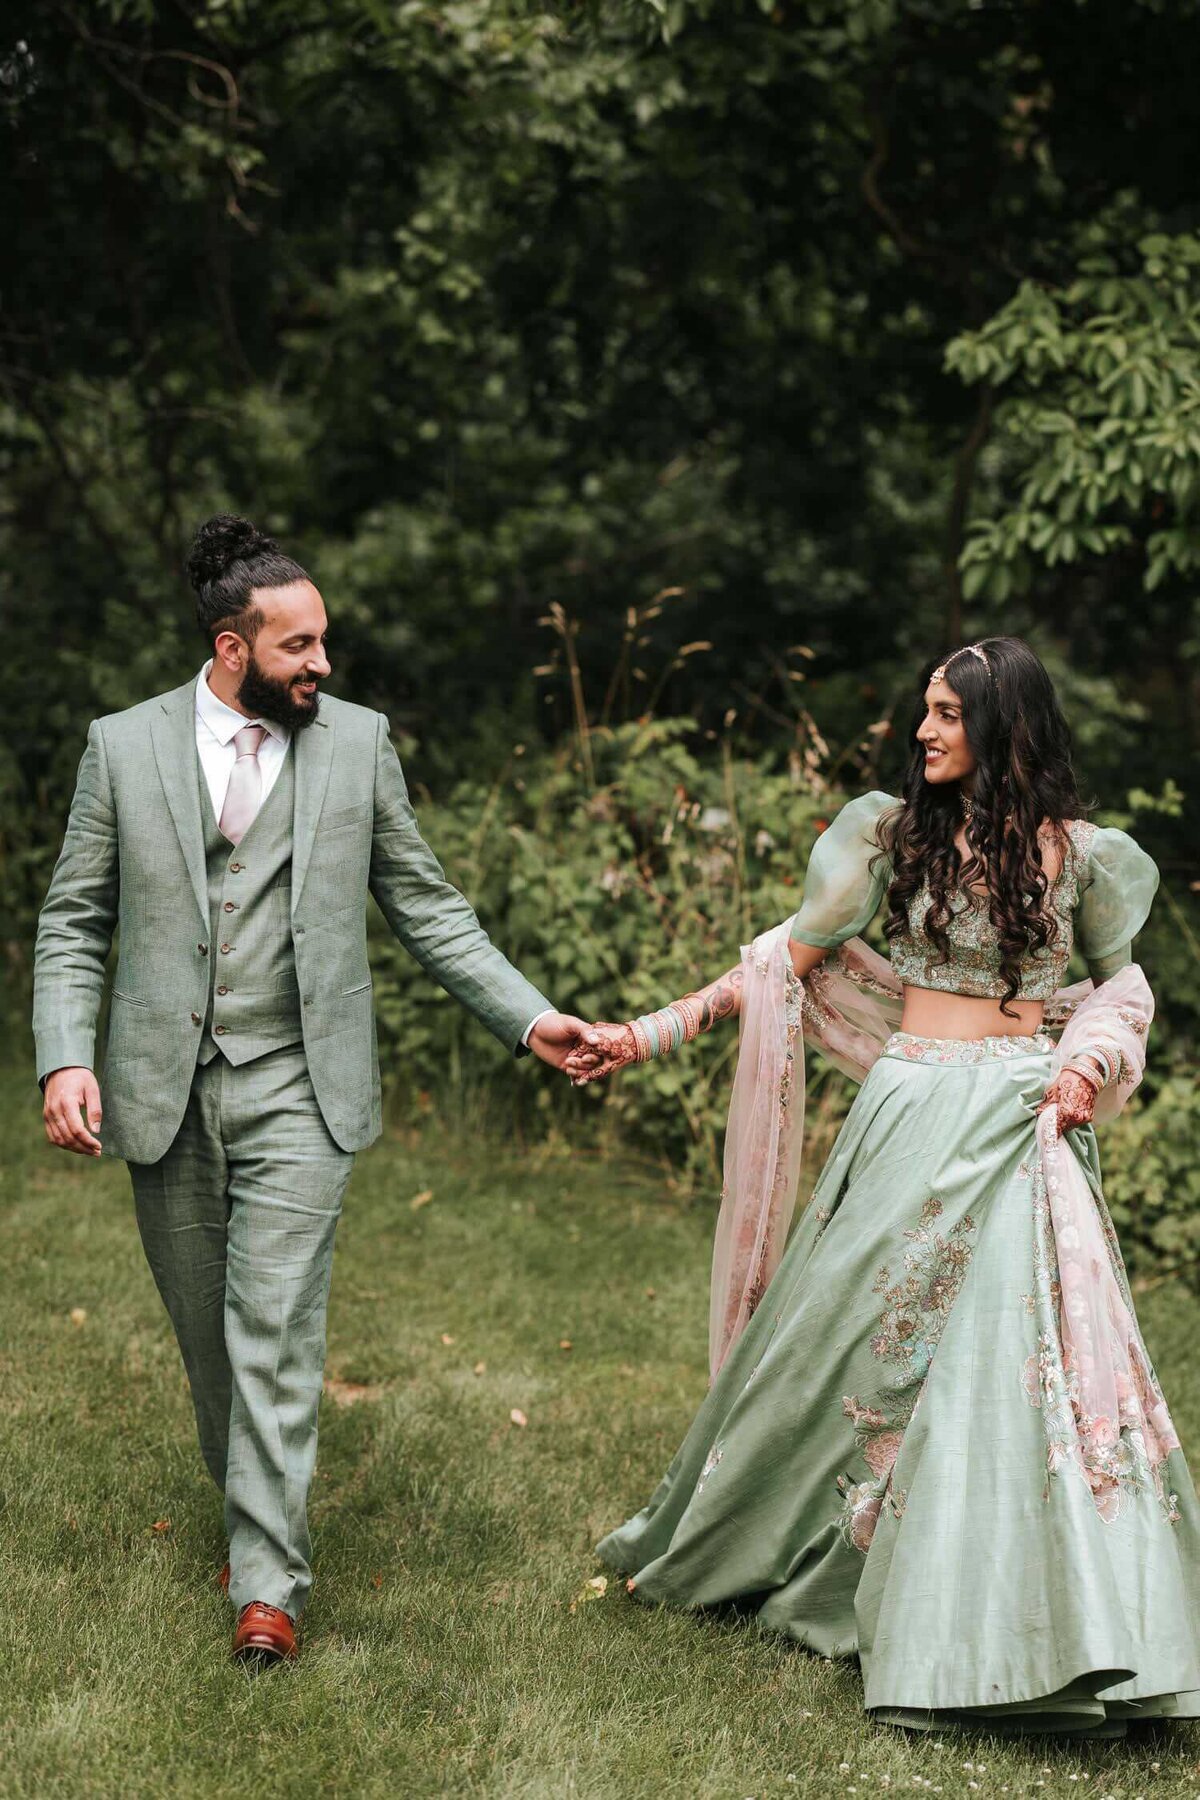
[129,1043,355,1619]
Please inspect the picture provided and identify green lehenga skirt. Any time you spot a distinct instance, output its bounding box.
[596,1030,1200,1735]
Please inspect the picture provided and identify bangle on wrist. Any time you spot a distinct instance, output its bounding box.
[1062,1058,1101,1096]
[1076,1048,1114,1089]
[628,993,711,1063]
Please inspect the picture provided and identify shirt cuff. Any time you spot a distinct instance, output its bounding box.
[521,1009,555,1047]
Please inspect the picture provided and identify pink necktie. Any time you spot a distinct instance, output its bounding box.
[219,724,267,844]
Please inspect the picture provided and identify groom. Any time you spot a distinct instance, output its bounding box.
[33,514,594,1664]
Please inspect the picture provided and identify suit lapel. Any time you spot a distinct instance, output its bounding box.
[151,681,209,930]
[290,704,334,919]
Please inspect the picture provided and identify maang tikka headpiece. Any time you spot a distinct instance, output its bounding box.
[930,642,994,686]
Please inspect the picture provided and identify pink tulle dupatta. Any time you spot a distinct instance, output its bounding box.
[709,931,901,1381]
[709,937,1179,1513]
[1034,966,1179,1514]
[708,923,805,1381]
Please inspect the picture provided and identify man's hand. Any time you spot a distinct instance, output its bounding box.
[526,1013,604,1075]
[43,1067,104,1156]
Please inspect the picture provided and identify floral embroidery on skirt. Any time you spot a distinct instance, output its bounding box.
[837,1196,976,1552]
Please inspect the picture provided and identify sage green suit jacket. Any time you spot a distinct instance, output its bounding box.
[32,678,552,1163]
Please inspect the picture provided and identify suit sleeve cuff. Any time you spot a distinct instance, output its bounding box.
[520,1008,555,1049]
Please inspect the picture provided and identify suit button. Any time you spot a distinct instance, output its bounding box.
[223,901,237,913]
[217,985,229,996]
[220,944,233,954]
[229,862,243,873]
[214,1025,229,1036]
[190,1012,201,1025]
[198,943,208,955]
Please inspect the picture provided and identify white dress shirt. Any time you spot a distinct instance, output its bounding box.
[194,661,552,1048]
[195,658,290,821]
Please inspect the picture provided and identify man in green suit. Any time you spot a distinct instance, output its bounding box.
[33,515,594,1663]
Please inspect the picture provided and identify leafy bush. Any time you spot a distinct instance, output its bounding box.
[367,713,1199,1295]
[369,713,865,1186]
[1104,1078,1200,1291]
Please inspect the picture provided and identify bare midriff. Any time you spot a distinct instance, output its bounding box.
[898,984,1045,1040]
[894,818,1066,1039]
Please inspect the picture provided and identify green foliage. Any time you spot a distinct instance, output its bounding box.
[7,0,1200,797]
[357,701,1200,1283]
[949,226,1200,601]
[368,714,857,1186]
[1105,1078,1200,1289]
[1,1,1197,1274]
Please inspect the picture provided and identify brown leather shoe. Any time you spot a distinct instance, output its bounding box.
[217,1560,230,1594]
[232,1602,297,1664]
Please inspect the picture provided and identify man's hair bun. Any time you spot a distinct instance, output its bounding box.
[186,513,280,594]
[186,512,310,646]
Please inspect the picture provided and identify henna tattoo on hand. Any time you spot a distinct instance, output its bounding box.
[565,962,747,1086]
[1036,1069,1097,1137]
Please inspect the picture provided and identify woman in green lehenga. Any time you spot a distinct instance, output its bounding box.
[567,636,1200,1736]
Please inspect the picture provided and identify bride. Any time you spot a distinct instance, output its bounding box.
[567,636,1200,1736]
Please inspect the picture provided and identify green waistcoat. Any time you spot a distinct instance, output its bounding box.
[195,740,304,1067]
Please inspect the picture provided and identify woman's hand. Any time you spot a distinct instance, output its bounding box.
[1035,1068,1097,1138]
[564,1023,638,1086]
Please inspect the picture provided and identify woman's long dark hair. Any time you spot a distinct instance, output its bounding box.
[872,637,1088,1019]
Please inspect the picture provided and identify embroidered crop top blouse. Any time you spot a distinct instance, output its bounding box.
[788,791,1159,1000]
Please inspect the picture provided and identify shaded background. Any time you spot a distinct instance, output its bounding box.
[3,0,1197,1276]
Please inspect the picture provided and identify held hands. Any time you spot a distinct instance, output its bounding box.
[556,966,743,1086]
[43,1067,104,1156]
[526,1012,608,1076]
[1034,1068,1097,1138]
[564,1023,638,1086]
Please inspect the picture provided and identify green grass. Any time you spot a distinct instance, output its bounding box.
[1,1069,1198,1799]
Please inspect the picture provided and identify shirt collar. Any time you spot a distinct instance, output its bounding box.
[196,659,290,748]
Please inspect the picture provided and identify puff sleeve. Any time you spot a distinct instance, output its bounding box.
[1074,825,1160,966]
[789,791,898,950]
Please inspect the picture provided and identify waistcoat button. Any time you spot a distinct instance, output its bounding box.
[198,943,208,955]
[223,901,237,913]
[214,1025,228,1036]
[190,1012,201,1025]
[220,943,233,954]
[217,984,229,996]
[229,862,243,873]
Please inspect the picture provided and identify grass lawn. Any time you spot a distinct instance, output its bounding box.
[1,1066,1198,1799]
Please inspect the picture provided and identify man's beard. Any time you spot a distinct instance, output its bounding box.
[236,651,321,733]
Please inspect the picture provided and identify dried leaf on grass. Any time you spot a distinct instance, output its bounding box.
[569,1575,608,1614]
[509,1408,528,1428]
[410,1190,434,1210]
